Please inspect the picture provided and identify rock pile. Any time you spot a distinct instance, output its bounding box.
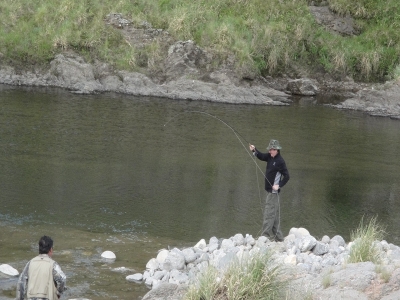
[130,227,400,300]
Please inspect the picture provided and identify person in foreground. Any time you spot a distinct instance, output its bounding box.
[249,139,290,242]
[16,235,66,300]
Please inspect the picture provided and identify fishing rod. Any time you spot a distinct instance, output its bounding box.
[163,110,272,186]
[163,110,281,239]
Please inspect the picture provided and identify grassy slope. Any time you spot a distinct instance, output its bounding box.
[0,0,399,81]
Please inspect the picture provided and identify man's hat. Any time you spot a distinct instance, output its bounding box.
[266,139,282,150]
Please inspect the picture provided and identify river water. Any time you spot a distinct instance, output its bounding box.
[0,84,399,299]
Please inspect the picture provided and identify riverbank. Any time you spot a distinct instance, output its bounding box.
[135,227,400,300]
[1,50,400,119]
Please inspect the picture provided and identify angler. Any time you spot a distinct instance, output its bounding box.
[249,140,290,242]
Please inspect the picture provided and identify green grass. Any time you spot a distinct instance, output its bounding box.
[0,0,400,80]
[348,216,386,264]
[184,253,287,300]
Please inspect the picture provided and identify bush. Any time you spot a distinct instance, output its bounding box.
[184,252,287,300]
[348,216,386,264]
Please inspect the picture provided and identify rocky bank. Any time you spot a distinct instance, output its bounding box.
[1,9,400,118]
[133,228,400,300]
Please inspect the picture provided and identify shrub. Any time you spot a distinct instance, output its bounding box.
[184,252,287,300]
[348,216,385,264]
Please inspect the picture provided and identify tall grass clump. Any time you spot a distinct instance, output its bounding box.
[348,216,385,264]
[184,253,287,300]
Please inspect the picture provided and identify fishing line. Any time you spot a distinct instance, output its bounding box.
[164,110,281,239]
[164,110,251,145]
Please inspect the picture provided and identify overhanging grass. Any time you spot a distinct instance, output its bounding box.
[0,0,399,80]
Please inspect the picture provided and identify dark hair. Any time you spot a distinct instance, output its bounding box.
[39,236,53,254]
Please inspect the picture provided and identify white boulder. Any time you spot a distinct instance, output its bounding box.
[0,264,19,276]
[101,250,116,259]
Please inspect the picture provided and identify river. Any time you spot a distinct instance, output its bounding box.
[0,84,399,299]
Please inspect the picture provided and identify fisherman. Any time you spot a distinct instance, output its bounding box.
[16,235,67,300]
[249,139,290,242]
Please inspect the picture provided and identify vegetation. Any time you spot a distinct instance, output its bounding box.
[321,269,332,288]
[375,265,391,283]
[184,253,287,300]
[348,216,385,264]
[0,0,399,80]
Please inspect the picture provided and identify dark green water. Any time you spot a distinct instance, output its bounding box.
[0,84,399,299]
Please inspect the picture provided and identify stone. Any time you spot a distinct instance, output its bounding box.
[162,248,185,271]
[245,234,256,246]
[126,273,143,281]
[101,250,116,259]
[286,79,318,96]
[142,283,188,300]
[313,241,329,256]
[182,248,197,264]
[156,249,169,264]
[0,264,19,276]
[146,258,159,270]
[194,239,206,249]
[331,235,346,247]
[299,235,317,252]
[232,233,245,246]
[284,254,297,265]
[220,239,235,252]
[321,235,330,244]
[330,262,376,291]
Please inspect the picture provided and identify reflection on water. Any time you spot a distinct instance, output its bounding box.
[0,84,400,299]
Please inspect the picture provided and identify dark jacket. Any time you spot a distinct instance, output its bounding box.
[254,149,290,193]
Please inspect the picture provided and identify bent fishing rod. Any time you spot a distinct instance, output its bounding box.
[163,110,274,188]
[164,110,282,238]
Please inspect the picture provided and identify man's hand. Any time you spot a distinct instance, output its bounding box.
[249,144,255,152]
[272,184,279,191]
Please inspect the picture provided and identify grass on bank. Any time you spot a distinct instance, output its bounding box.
[1,0,400,81]
[184,253,287,300]
[348,216,386,264]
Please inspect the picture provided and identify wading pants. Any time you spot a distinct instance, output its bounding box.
[262,192,284,242]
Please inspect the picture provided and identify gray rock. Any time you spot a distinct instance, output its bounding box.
[245,235,256,246]
[330,262,376,291]
[321,235,330,244]
[381,290,400,300]
[286,79,318,96]
[126,273,143,281]
[331,235,346,247]
[314,287,368,300]
[142,283,188,300]
[313,241,329,256]
[232,233,245,246]
[162,248,185,271]
[300,235,317,252]
[321,254,338,267]
[218,251,238,270]
[146,258,159,271]
[220,239,235,252]
[153,270,168,280]
[209,236,219,245]
[182,248,197,264]
[194,253,209,265]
